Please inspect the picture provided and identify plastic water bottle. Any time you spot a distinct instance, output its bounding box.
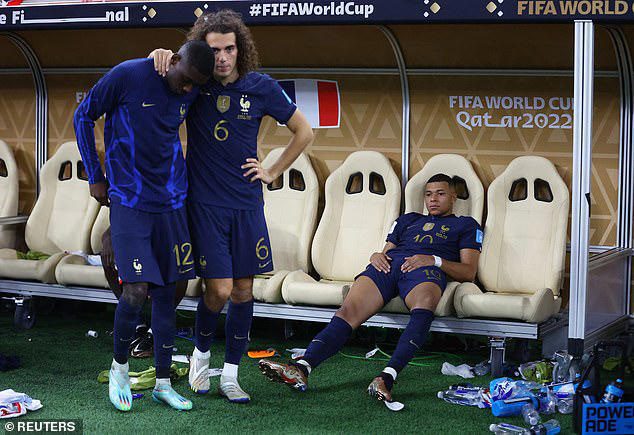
[537,390,556,414]
[448,384,484,394]
[437,390,483,407]
[552,351,573,383]
[489,422,530,434]
[556,398,573,414]
[600,379,624,404]
[491,378,541,401]
[530,419,561,435]
[492,394,540,417]
[522,403,541,426]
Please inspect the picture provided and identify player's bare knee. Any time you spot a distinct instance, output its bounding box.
[204,284,231,310]
[408,289,440,311]
[230,286,253,303]
[335,304,360,328]
[122,282,148,306]
[213,286,233,301]
[233,277,253,291]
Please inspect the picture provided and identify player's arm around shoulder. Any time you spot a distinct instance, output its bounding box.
[149,48,174,77]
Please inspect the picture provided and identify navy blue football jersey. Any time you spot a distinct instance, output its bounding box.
[386,213,483,262]
[75,58,198,212]
[185,72,297,210]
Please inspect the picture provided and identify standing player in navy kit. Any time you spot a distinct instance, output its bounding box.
[152,9,314,403]
[259,174,483,405]
[75,41,215,412]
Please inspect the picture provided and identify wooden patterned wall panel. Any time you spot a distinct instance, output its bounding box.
[393,24,617,70]
[408,75,620,247]
[47,75,106,157]
[0,75,36,214]
[258,74,403,184]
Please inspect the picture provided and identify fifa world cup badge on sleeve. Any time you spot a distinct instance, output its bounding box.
[476,229,484,244]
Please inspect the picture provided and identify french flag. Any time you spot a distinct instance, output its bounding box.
[277,79,340,129]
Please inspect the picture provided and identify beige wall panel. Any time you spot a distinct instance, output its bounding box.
[14,25,395,69]
[393,24,616,70]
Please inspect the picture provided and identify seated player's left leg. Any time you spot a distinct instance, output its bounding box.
[368,266,445,404]
[260,274,388,392]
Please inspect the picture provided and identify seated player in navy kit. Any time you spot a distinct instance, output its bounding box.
[74,41,215,412]
[259,173,483,405]
[151,9,314,403]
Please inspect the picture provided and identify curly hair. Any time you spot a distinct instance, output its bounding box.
[187,9,259,78]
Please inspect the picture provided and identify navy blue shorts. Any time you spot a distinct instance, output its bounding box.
[187,201,273,279]
[356,257,447,305]
[109,202,196,286]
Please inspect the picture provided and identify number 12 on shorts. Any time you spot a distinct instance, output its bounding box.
[173,242,194,266]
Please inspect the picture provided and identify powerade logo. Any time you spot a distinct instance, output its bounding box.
[249,2,375,19]
[582,403,634,434]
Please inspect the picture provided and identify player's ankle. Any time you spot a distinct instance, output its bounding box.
[222,363,239,379]
[155,378,171,389]
[193,347,210,359]
[380,367,397,391]
[292,359,311,377]
[111,359,129,372]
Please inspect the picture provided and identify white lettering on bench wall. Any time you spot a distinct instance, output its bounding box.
[448,95,573,132]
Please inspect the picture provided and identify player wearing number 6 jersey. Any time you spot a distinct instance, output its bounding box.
[259,174,483,407]
[152,9,313,403]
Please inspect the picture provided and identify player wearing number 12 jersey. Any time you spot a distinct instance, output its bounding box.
[75,41,215,412]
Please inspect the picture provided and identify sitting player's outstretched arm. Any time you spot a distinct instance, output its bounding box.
[74,66,125,206]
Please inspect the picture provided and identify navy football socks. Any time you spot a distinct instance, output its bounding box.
[113,298,143,364]
[225,299,254,365]
[194,297,221,353]
[386,308,434,373]
[150,283,176,379]
[301,315,353,370]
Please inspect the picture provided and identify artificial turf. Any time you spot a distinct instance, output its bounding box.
[0,300,576,434]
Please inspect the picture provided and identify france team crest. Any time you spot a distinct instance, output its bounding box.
[217,95,230,113]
